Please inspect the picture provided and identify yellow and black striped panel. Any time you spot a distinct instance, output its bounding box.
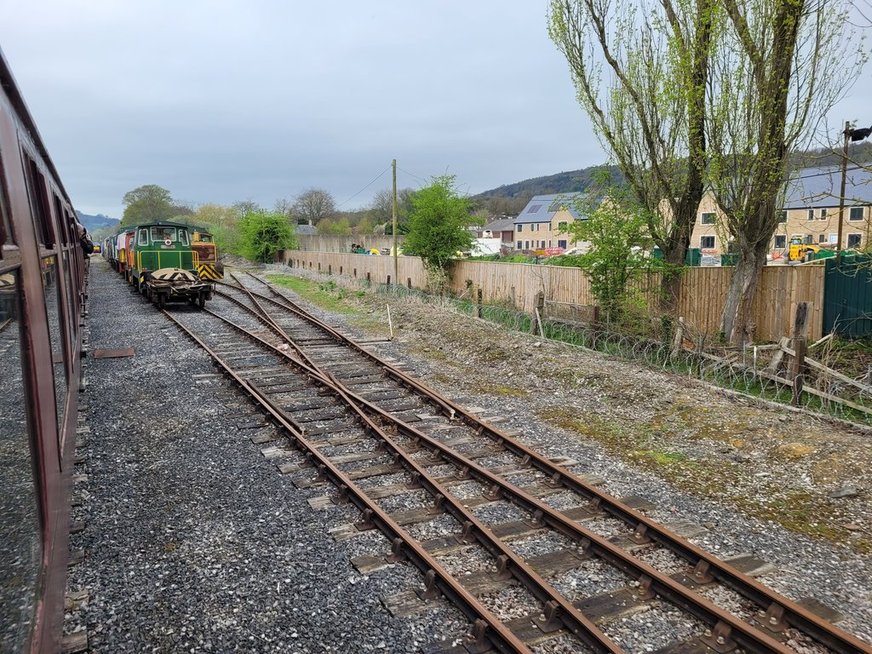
[197,263,223,280]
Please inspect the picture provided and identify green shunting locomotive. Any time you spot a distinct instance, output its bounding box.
[127,222,214,308]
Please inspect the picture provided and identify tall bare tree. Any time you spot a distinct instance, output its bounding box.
[707,0,859,343]
[549,0,715,309]
[291,188,336,225]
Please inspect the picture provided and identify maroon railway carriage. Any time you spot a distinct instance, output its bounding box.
[0,49,86,652]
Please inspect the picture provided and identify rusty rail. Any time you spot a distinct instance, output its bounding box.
[227,273,872,654]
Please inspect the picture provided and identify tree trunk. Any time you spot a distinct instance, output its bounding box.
[661,247,687,313]
[720,243,767,345]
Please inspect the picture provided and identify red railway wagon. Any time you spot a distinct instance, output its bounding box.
[0,48,87,653]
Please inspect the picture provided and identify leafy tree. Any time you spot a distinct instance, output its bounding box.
[370,187,414,233]
[561,186,652,323]
[121,184,176,226]
[549,0,714,311]
[354,215,375,236]
[292,188,336,225]
[707,0,859,343]
[316,216,352,236]
[239,210,297,263]
[404,176,474,273]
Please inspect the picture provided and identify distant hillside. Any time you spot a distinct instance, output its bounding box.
[474,142,872,216]
[476,165,621,199]
[76,211,119,232]
[472,164,622,215]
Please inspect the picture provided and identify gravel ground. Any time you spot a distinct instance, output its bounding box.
[64,261,472,653]
[256,264,872,645]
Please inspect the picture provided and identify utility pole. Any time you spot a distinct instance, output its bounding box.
[836,121,872,263]
[392,158,398,286]
[836,121,850,263]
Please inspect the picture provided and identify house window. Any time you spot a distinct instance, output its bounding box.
[533,223,539,232]
[774,235,786,249]
[516,224,522,232]
[528,204,542,214]
[524,241,529,249]
[700,212,716,225]
[700,235,715,249]
[557,221,567,231]
[516,241,521,249]
[818,233,827,243]
[850,206,865,221]
[804,234,814,244]
[819,208,827,220]
[807,209,814,221]
[541,241,546,248]
[558,239,567,249]
[848,233,862,248]
[778,211,787,223]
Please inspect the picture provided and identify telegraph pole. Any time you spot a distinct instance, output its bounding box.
[836,121,850,262]
[392,158,398,286]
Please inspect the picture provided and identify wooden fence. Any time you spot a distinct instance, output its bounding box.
[279,250,825,342]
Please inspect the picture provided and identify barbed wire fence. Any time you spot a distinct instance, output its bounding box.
[265,262,872,427]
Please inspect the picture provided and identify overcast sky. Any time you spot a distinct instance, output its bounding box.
[1,1,869,219]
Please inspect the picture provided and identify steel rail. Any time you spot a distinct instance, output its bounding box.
[159,307,532,654]
[233,274,872,654]
[193,296,815,654]
[183,300,626,652]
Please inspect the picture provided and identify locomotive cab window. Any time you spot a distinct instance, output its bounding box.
[151,227,176,243]
[178,229,189,246]
[137,228,148,246]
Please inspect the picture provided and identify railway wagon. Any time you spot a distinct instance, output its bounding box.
[0,48,87,652]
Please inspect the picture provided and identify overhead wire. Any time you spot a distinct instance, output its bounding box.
[335,165,391,209]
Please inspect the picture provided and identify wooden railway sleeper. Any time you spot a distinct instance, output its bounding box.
[202,282,870,654]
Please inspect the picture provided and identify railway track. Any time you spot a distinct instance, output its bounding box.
[160,273,871,654]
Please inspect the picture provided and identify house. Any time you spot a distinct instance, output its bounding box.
[513,194,588,253]
[689,165,872,257]
[480,217,516,247]
[295,224,317,236]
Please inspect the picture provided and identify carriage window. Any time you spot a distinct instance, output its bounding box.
[53,195,68,245]
[0,154,12,248]
[178,229,189,246]
[0,269,42,652]
[150,227,176,243]
[24,158,55,248]
[41,257,68,439]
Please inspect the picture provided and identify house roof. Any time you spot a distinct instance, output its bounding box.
[483,217,515,232]
[783,165,872,209]
[513,194,585,224]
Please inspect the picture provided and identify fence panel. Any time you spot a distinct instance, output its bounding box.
[823,255,872,338]
[277,252,825,342]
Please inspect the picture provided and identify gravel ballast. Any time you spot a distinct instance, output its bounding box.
[65,261,471,652]
[254,264,872,646]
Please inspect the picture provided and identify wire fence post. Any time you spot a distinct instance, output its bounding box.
[790,302,810,406]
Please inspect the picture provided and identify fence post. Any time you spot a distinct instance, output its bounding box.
[328,264,331,275]
[476,288,483,318]
[790,302,809,406]
[407,277,412,289]
[366,272,371,286]
[671,317,686,358]
[531,291,544,335]
[387,275,391,286]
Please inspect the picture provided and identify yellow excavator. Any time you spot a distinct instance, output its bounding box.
[787,235,823,263]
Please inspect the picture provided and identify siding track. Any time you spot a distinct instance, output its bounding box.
[160,272,871,654]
